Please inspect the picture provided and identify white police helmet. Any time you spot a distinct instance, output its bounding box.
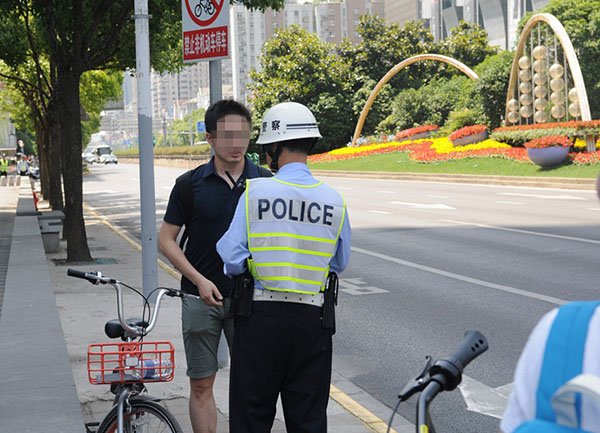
[256,102,322,145]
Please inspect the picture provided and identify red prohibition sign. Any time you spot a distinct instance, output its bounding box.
[185,0,224,27]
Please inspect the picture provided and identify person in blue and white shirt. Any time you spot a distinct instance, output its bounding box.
[217,102,351,433]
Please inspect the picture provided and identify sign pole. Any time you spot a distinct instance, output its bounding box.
[134,0,158,301]
[209,60,222,104]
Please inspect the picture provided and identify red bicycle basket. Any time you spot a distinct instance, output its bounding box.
[88,341,175,385]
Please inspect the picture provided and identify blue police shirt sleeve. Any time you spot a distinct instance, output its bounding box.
[329,206,351,274]
[216,192,249,277]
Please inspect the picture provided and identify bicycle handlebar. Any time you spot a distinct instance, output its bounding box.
[429,330,488,391]
[67,268,200,337]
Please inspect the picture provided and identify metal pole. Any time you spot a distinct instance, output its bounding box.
[209,60,222,103]
[134,0,158,301]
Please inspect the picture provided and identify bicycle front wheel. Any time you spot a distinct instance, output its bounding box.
[97,399,183,433]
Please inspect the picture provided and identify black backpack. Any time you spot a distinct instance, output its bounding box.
[175,163,271,249]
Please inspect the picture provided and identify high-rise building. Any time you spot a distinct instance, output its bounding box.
[386,0,551,50]
[230,0,385,104]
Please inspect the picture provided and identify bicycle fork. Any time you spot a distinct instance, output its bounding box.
[116,388,131,433]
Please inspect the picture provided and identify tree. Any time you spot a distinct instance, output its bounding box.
[0,0,285,262]
[439,21,498,73]
[249,26,354,153]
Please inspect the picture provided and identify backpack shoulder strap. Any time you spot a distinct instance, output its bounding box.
[536,301,600,423]
[175,169,195,250]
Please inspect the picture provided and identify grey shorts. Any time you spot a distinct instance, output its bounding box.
[181,296,233,379]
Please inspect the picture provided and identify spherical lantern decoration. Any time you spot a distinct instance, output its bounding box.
[519,82,532,94]
[533,72,547,86]
[507,111,520,124]
[550,78,565,92]
[507,99,519,112]
[520,93,533,106]
[520,105,533,118]
[534,98,548,111]
[532,45,547,59]
[568,88,579,103]
[534,110,548,123]
[519,70,532,82]
[550,92,564,106]
[568,102,581,117]
[549,63,564,79]
[518,56,531,70]
[533,59,548,73]
[534,85,548,98]
[551,104,566,119]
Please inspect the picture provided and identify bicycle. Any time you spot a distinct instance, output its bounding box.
[386,330,489,433]
[68,268,199,433]
[194,0,215,18]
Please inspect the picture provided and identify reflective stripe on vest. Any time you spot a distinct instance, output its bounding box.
[246,177,345,294]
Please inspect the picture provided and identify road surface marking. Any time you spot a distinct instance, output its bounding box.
[339,278,389,295]
[428,194,448,199]
[438,219,600,246]
[337,186,351,190]
[589,208,600,211]
[369,210,392,215]
[351,246,567,306]
[378,190,396,194]
[496,201,523,205]
[500,192,586,200]
[459,375,511,419]
[388,201,455,210]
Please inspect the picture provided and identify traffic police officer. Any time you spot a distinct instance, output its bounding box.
[0,154,8,177]
[217,102,351,433]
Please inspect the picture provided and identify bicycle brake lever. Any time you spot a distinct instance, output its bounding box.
[398,356,433,401]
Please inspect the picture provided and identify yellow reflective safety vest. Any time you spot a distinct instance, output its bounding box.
[0,159,7,172]
[245,177,346,294]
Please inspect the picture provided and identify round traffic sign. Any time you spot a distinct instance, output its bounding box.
[184,0,224,27]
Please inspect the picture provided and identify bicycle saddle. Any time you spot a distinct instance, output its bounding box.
[104,318,149,339]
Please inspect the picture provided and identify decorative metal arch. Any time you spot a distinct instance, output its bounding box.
[351,54,479,147]
[505,13,591,124]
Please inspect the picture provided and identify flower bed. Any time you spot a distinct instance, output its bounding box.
[394,125,439,141]
[449,125,488,142]
[524,135,572,149]
[495,120,600,133]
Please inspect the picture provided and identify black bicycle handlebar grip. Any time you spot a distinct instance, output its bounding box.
[429,330,488,391]
[67,268,88,279]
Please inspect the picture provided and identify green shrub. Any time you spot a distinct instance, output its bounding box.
[114,144,211,156]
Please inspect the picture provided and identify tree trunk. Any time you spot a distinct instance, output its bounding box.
[45,98,64,211]
[55,67,92,262]
[34,122,49,199]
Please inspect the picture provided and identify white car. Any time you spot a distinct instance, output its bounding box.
[100,153,118,164]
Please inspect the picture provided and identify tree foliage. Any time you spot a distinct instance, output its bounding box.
[439,21,499,71]
[249,26,354,153]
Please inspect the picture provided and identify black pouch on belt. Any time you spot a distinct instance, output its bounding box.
[322,272,338,334]
[232,270,254,317]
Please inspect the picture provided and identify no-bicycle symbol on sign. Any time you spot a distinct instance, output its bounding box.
[182,0,229,63]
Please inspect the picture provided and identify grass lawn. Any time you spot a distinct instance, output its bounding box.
[308,151,600,178]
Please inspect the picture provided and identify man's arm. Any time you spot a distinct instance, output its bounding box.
[158,221,224,306]
[329,206,351,274]
[216,192,249,277]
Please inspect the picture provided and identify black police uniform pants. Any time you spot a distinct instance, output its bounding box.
[230,301,332,433]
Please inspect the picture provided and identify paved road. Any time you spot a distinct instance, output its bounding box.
[83,164,600,433]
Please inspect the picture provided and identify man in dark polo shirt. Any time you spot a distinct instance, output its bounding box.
[158,100,270,433]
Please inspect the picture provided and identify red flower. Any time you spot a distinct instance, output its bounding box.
[523,135,572,149]
[494,120,600,132]
[449,125,487,141]
[394,125,439,141]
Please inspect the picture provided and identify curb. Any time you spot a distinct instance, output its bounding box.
[311,170,596,190]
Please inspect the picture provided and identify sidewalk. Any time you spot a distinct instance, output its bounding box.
[35,190,398,431]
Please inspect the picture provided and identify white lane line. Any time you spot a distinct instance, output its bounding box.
[428,194,449,199]
[378,190,396,194]
[438,219,600,246]
[351,246,566,306]
[500,192,586,200]
[389,201,455,210]
[369,210,392,215]
[496,201,523,205]
[337,186,351,190]
[589,208,600,211]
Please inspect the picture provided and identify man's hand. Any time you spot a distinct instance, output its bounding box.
[195,277,224,306]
